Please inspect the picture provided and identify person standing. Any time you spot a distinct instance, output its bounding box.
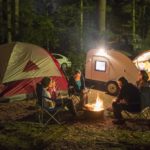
[68,70,85,95]
[68,69,88,109]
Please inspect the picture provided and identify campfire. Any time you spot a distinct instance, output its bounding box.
[84,94,104,111]
[83,94,105,120]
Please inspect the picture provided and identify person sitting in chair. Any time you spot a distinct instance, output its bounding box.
[36,77,77,116]
[68,69,88,109]
[136,70,149,91]
[68,69,85,95]
[112,76,141,125]
[136,70,150,109]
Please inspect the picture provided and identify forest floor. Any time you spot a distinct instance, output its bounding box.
[0,90,150,150]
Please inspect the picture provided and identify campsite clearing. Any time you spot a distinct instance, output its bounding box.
[0,89,150,149]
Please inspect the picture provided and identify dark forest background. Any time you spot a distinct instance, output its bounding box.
[0,0,150,71]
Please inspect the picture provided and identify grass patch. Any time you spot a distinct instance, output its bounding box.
[0,121,150,149]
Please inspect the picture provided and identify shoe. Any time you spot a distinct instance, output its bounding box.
[112,119,125,125]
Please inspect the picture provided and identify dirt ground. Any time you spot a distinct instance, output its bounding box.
[0,89,149,128]
[0,90,150,150]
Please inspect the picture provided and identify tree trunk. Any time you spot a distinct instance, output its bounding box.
[7,0,12,43]
[132,0,136,51]
[80,0,83,51]
[98,0,106,47]
[1,0,8,43]
[0,0,2,42]
[15,0,19,39]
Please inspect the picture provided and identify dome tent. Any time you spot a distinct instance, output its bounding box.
[0,42,68,102]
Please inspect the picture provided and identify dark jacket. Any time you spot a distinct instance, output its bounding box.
[36,83,43,106]
[117,83,141,106]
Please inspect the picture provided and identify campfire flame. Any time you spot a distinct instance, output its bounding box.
[84,93,104,112]
[93,95,104,111]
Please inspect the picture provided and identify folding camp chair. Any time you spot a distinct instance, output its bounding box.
[123,107,150,120]
[123,86,150,120]
[36,83,65,126]
[37,100,65,126]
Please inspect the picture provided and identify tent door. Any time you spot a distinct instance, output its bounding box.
[91,56,109,82]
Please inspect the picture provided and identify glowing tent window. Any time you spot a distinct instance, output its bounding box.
[95,61,106,72]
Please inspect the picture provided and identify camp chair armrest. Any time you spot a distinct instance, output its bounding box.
[42,96,54,101]
[45,99,53,103]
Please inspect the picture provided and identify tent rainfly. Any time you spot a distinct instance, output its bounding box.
[0,42,68,102]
